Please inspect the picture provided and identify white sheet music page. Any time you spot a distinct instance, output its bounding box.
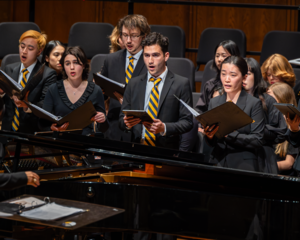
[10,197,45,209]
[20,202,85,220]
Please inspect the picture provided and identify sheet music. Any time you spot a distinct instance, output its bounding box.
[173,95,200,117]
[96,73,125,88]
[10,197,45,209]
[20,202,85,221]
[0,70,23,91]
[288,58,300,66]
[26,102,61,121]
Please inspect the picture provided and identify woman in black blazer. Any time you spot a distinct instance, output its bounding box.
[204,56,265,172]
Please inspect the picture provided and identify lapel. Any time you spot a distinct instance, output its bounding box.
[28,60,41,82]
[235,90,247,111]
[132,54,145,78]
[217,92,227,107]
[157,70,175,115]
[12,63,21,82]
[118,49,126,84]
[138,74,148,110]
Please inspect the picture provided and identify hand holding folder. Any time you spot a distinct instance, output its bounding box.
[174,95,253,139]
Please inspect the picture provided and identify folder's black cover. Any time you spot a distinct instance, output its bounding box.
[93,73,125,100]
[196,102,253,139]
[26,101,97,130]
[274,103,300,120]
[122,110,153,123]
[0,64,45,99]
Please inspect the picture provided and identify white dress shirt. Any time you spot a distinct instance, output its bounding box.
[18,61,37,84]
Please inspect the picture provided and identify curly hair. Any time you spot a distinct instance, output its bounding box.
[60,46,89,81]
[109,26,122,53]
[261,54,296,88]
[118,14,150,37]
[142,32,169,54]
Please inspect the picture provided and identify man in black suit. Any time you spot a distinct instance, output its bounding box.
[0,170,40,190]
[119,32,193,150]
[101,14,150,141]
[1,30,57,134]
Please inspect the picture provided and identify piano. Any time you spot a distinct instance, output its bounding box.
[0,130,300,240]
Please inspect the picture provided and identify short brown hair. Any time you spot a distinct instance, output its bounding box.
[142,32,169,55]
[261,54,296,88]
[118,14,150,37]
[60,46,89,80]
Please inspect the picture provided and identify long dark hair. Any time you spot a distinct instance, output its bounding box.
[212,40,241,72]
[245,57,268,112]
[41,40,65,66]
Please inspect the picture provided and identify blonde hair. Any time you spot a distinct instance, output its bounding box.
[109,26,121,53]
[19,30,47,51]
[269,82,297,157]
[261,54,296,88]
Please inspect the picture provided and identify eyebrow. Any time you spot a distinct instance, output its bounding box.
[20,42,35,48]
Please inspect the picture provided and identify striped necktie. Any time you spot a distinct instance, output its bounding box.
[125,56,134,84]
[12,68,29,132]
[145,77,162,146]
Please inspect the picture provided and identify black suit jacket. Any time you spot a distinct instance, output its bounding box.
[119,70,193,150]
[206,90,265,171]
[101,49,147,141]
[2,61,57,134]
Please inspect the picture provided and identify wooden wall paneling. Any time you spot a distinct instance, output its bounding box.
[101,1,128,26]
[34,0,103,43]
[11,0,30,22]
[0,1,12,23]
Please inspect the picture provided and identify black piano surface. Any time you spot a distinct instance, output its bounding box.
[0,130,300,240]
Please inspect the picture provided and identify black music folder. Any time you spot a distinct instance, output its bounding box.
[0,64,45,99]
[93,73,126,100]
[174,95,253,139]
[122,110,154,123]
[26,101,97,130]
[274,103,300,119]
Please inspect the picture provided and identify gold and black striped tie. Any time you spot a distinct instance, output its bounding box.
[12,68,29,132]
[145,77,162,146]
[125,56,134,84]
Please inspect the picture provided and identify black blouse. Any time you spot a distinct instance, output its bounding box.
[39,80,109,135]
[195,75,222,114]
[276,143,298,176]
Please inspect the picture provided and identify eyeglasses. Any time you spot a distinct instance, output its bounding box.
[121,33,143,40]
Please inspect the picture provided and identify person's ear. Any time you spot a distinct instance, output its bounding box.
[164,52,170,62]
[45,55,49,63]
[37,48,43,57]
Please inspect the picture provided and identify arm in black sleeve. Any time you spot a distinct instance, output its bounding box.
[287,129,300,148]
[165,78,193,136]
[36,69,57,107]
[38,87,54,131]
[94,86,109,133]
[225,100,265,149]
[119,80,132,131]
[0,172,27,191]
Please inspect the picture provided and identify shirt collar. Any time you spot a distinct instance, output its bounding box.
[20,60,37,74]
[147,67,168,82]
[126,48,143,60]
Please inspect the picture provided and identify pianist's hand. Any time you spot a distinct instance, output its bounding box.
[124,115,141,129]
[12,96,28,109]
[286,112,300,132]
[51,122,69,132]
[25,171,40,187]
[143,119,165,134]
[113,91,123,105]
[91,112,106,123]
[204,125,219,139]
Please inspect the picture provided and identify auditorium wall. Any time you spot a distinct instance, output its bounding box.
[1,0,300,89]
